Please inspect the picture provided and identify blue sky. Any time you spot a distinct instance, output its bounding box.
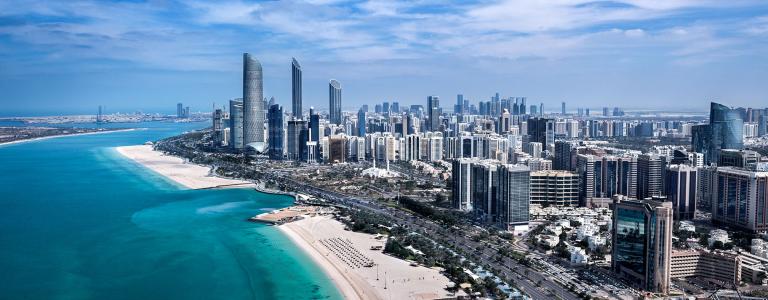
[1,0,767,116]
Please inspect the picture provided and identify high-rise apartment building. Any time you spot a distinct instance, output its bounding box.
[291,58,302,119]
[712,167,768,232]
[329,80,342,125]
[612,198,673,294]
[242,53,265,149]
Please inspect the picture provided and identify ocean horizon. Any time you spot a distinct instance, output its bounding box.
[0,122,341,299]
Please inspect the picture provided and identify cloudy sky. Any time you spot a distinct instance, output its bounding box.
[1,0,767,115]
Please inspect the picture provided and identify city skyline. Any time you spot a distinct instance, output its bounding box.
[2,1,768,115]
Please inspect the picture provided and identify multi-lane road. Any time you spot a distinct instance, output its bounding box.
[268,171,583,300]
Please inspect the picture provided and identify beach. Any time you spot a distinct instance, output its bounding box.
[117,144,456,299]
[279,215,459,300]
[115,145,255,190]
[0,128,136,147]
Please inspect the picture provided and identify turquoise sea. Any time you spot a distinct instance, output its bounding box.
[0,122,341,300]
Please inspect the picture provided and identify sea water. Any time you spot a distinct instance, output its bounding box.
[0,122,341,300]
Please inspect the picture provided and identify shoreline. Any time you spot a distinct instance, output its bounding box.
[0,128,137,147]
[115,145,256,190]
[278,215,459,300]
[277,222,364,300]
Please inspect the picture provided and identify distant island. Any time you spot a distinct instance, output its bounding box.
[0,127,133,146]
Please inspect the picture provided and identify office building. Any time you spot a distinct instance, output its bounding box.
[291,58,302,119]
[427,95,441,131]
[554,140,575,171]
[692,102,744,164]
[718,149,761,170]
[637,154,666,199]
[328,136,346,163]
[527,118,555,153]
[577,154,637,207]
[229,99,244,150]
[472,160,499,223]
[268,104,284,159]
[329,79,342,125]
[177,103,184,118]
[665,165,697,220]
[357,108,366,137]
[530,170,579,207]
[561,102,566,115]
[452,158,475,211]
[497,164,530,231]
[287,120,308,161]
[242,53,265,150]
[712,167,768,232]
[612,198,673,294]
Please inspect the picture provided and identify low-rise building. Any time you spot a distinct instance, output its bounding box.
[670,249,741,287]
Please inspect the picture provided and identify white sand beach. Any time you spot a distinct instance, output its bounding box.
[0,128,136,147]
[115,145,255,190]
[279,215,459,300]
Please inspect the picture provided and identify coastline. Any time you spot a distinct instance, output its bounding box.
[0,128,137,147]
[115,144,256,190]
[278,215,458,300]
[116,144,456,299]
[277,222,364,300]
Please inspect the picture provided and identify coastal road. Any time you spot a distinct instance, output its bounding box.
[271,173,582,300]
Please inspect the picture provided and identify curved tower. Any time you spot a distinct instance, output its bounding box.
[329,79,342,125]
[243,53,264,148]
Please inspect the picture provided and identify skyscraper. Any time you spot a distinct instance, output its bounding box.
[287,120,308,161]
[692,102,744,164]
[427,95,440,131]
[177,103,183,118]
[357,108,366,137]
[561,102,566,115]
[637,154,665,199]
[712,167,768,232]
[291,58,302,119]
[229,99,244,150]
[455,94,464,115]
[329,79,342,125]
[612,198,673,294]
[268,104,284,160]
[212,108,225,146]
[666,165,697,220]
[242,53,265,149]
[497,164,530,231]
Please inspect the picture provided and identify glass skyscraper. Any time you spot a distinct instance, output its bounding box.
[267,104,284,160]
[612,198,673,294]
[329,79,342,125]
[291,58,302,119]
[229,99,244,150]
[242,53,265,150]
[692,102,744,164]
